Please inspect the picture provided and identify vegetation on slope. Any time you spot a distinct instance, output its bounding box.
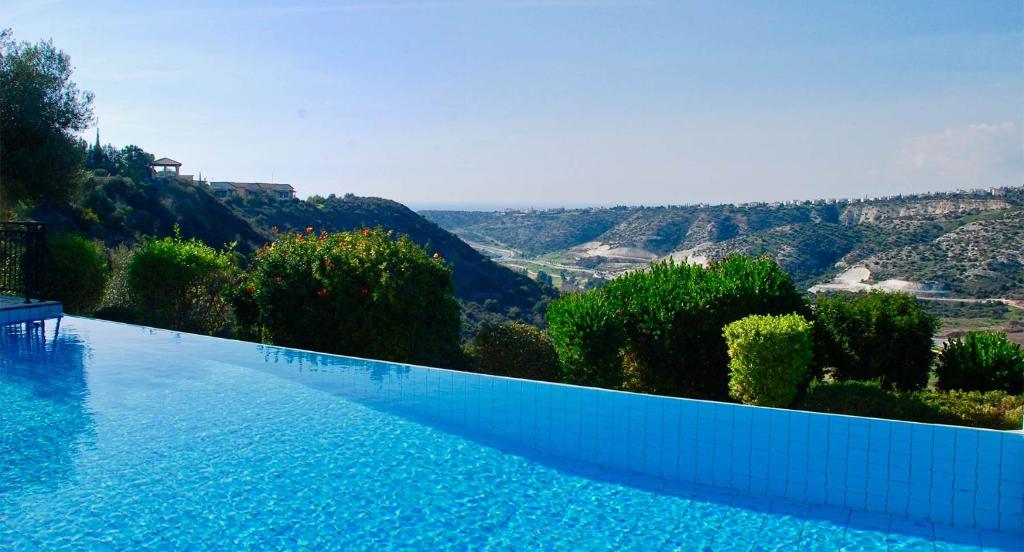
[230,193,558,329]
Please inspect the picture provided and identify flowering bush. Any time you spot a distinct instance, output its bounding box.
[233,227,464,368]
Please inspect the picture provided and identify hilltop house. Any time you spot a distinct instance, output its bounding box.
[209,181,295,202]
[150,158,195,183]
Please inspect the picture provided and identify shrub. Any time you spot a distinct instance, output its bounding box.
[813,291,939,391]
[546,291,624,388]
[233,228,464,368]
[914,389,1023,430]
[42,233,108,314]
[470,322,560,382]
[796,379,1023,430]
[548,255,806,398]
[937,331,1023,394]
[723,313,813,407]
[126,227,236,334]
[94,244,139,323]
[98,244,133,310]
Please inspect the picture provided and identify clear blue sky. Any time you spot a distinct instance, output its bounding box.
[5,0,1022,208]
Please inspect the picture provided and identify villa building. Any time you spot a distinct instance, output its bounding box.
[209,181,296,201]
[146,156,295,200]
[150,158,195,183]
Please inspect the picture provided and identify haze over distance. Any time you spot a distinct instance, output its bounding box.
[5,0,1022,209]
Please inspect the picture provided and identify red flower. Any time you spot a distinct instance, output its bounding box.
[361,287,369,296]
[305,226,314,234]
[275,276,283,283]
[361,228,370,236]
[246,285,255,294]
[316,289,328,298]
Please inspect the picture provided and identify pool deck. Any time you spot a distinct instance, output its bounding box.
[0,295,62,325]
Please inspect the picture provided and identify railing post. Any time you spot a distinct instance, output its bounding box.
[0,221,46,302]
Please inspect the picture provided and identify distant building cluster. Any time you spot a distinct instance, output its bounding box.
[491,185,1020,215]
[209,181,295,202]
[148,157,296,202]
[709,185,1020,211]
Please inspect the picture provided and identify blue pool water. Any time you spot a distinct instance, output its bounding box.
[0,317,1018,550]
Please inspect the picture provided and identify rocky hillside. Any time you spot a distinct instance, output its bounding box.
[423,187,1024,298]
[865,210,1024,298]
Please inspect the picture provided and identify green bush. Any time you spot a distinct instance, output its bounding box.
[723,313,813,407]
[937,331,1023,394]
[813,291,939,391]
[98,244,132,309]
[42,233,108,314]
[126,228,236,334]
[93,244,139,323]
[914,389,1023,430]
[470,322,560,382]
[796,379,1023,430]
[548,255,806,399]
[546,291,625,388]
[233,228,464,368]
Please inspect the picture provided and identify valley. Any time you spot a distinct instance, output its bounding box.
[423,186,1024,301]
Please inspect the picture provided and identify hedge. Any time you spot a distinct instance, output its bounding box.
[796,379,1023,430]
[42,233,108,314]
[937,331,1023,394]
[813,291,938,391]
[470,322,560,382]
[233,227,464,368]
[548,255,807,399]
[126,227,236,335]
[723,313,813,407]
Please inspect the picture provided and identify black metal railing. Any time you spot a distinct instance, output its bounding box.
[0,222,46,302]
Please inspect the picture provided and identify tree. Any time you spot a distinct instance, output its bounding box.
[115,145,154,183]
[0,29,93,206]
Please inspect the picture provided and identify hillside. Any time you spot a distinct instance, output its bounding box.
[422,187,1024,298]
[34,175,271,253]
[34,178,555,330]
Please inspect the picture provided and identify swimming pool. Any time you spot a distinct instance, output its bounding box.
[1,317,1020,550]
